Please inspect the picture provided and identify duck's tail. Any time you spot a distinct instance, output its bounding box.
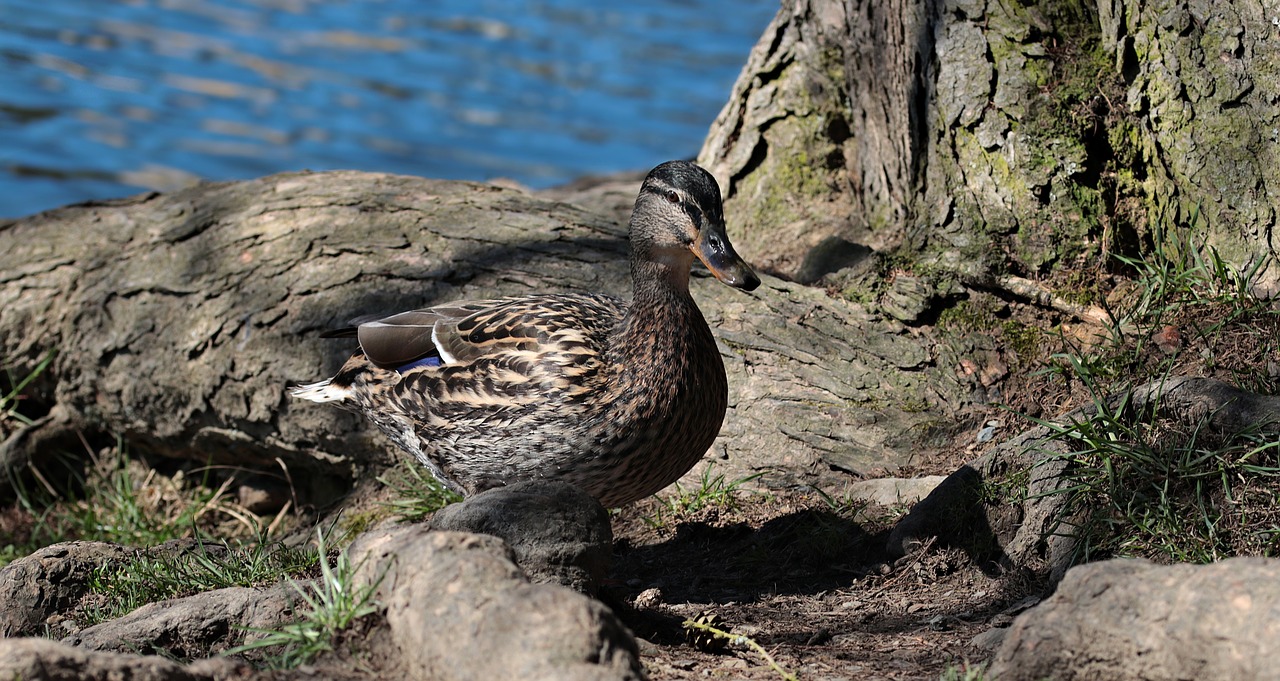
[288,378,353,403]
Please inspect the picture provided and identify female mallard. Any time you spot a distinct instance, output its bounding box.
[291,160,759,507]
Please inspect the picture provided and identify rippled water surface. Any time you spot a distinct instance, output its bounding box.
[0,0,777,217]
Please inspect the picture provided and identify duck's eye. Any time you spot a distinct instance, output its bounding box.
[665,190,680,205]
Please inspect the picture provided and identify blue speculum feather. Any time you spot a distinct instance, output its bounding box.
[396,356,442,373]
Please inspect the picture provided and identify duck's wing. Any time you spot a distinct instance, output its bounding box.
[354,295,623,370]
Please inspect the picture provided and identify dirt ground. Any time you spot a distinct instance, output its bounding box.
[603,481,1037,681]
[598,286,1280,680]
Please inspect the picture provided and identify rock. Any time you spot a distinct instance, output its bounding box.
[794,236,874,285]
[427,479,612,595]
[0,541,130,637]
[845,476,946,508]
[63,583,299,657]
[990,557,1280,681]
[968,626,1007,653]
[0,637,247,681]
[348,526,643,681]
[539,169,648,230]
[884,465,990,559]
[633,587,664,609]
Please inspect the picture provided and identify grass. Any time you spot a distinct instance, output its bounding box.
[643,463,764,527]
[939,662,989,681]
[1042,213,1279,389]
[0,349,54,436]
[1033,386,1280,565]
[82,537,319,626]
[1112,213,1269,326]
[1011,214,1280,567]
[227,529,382,669]
[376,460,462,522]
[1,440,287,568]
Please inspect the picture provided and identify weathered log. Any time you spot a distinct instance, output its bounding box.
[0,170,985,502]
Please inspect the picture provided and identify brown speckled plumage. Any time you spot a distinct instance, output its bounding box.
[291,161,759,507]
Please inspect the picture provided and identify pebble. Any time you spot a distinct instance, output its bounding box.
[634,587,664,609]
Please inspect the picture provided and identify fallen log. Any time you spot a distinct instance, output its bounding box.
[1,170,972,503]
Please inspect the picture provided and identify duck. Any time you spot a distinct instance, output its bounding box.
[290,160,760,507]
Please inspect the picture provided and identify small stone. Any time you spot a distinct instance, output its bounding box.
[845,477,947,507]
[990,613,1014,627]
[634,587,664,609]
[970,626,1008,652]
[806,628,832,645]
[428,480,613,595]
[0,541,131,637]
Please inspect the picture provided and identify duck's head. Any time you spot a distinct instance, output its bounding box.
[630,160,760,291]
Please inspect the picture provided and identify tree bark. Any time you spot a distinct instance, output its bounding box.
[702,0,1280,291]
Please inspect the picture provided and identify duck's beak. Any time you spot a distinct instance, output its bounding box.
[693,223,760,291]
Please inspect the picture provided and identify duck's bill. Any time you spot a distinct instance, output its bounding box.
[695,229,761,291]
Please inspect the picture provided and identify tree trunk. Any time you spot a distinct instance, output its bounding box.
[701,0,1279,291]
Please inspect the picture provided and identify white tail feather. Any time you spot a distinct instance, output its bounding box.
[289,379,352,403]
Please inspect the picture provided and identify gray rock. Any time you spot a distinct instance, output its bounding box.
[0,637,247,681]
[845,476,946,508]
[968,626,1007,653]
[63,583,299,657]
[427,479,612,595]
[0,541,130,637]
[348,526,643,681]
[990,557,1280,681]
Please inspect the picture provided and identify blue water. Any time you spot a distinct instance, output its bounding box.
[0,0,777,218]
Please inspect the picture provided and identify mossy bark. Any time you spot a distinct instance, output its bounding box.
[702,0,1280,292]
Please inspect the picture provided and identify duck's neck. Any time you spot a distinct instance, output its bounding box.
[610,253,705,361]
[629,253,694,306]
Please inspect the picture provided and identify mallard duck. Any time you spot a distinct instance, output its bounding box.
[291,160,759,507]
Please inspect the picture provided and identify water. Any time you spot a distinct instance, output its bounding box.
[0,0,777,218]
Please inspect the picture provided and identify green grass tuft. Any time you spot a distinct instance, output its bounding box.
[226,529,382,669]
[2,444,272,567]
[1009,211,1280,568]
[376,461,462,522]
[1032,381,1280,565]
[0,349,54,435]
[83,538,319,626]
[644,463,764,527]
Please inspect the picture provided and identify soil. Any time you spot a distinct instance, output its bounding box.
[603,489,1038,680]
[595,284,1280,680]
